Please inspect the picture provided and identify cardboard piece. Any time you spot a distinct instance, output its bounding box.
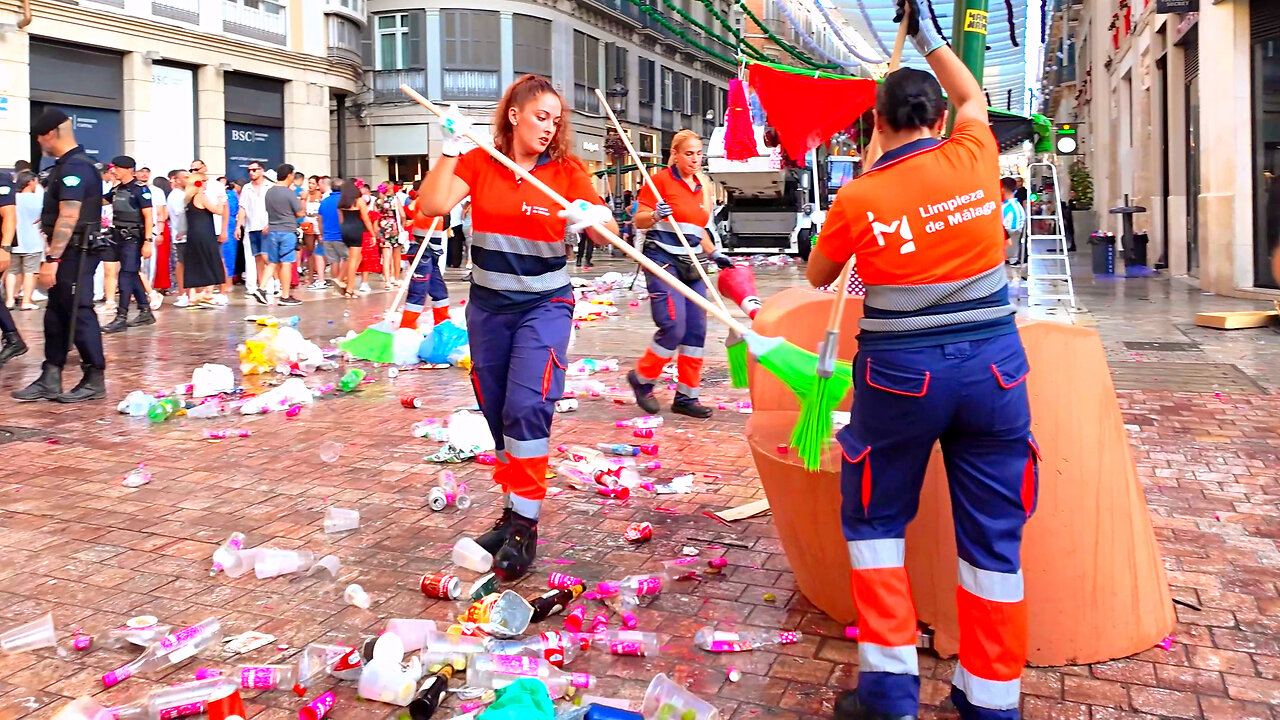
[747,288,1175,666]
[714,499,771,522]
[1193,310,1278,329]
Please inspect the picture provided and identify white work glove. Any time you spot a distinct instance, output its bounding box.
[439,105,472,158]
[653,201,673,222]
[896,0,946,57]
[558,199,613,234]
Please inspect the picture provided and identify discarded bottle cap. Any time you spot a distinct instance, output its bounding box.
[632,428,654,439]
[776,444,789,454]
[727,667,741,682]
[844,626,859,640]
[72,635,92,651]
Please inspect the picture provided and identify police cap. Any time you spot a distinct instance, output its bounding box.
[110,155,137,169]
[32,108,70,136]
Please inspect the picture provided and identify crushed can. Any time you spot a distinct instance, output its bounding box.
[624,522,653,543]
[468,572,499,601]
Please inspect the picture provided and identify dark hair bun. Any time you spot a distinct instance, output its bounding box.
[876,68,946,132]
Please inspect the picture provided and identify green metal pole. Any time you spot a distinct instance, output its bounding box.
[949,0,989,134]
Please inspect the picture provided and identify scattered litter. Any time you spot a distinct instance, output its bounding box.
[191,363,235,398]
[1157,634,1176,650]
[324,508,361,533]
[121,463,152,488]
[309,555,342,577]
[714,499,771,522]
[319,441,342,464]
[223,631,276,654]
[681,546,700,557]
[623,523,653,543]
[727,667,741,682]
[452,537,494,573]
[344,584,371,609]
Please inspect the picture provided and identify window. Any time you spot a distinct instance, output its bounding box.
[681,75,693,115]
[376,14,409,70]
[639,58,655,106]
[442,10,500,99]
[513,14,551,80]
[573,30,600,113]
[661,67,673,111]
[605,43,627,87]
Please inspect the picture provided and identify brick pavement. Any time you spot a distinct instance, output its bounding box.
[0,264,1276,720]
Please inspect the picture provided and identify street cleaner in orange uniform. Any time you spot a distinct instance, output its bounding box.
[402,197,451,329]
[807,4,1036,719]
[627,130,733,418]
[418,74,617,579]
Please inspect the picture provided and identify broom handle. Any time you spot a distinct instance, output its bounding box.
[401,85,751,337]
[825,256,856,330]
[386,217,442,314]
[592,87,731,315]
[862,14,910,169]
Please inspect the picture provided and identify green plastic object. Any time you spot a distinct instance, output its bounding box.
[1031,113,1055,154]
[338,368,366,392]
[477,678,555,720]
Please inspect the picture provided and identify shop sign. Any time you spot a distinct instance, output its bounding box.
[225,122,283,182]
[1155,0,1197,13]
[582,141,600,153]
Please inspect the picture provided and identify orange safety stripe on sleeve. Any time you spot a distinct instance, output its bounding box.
[850,566,919,648]
[956,587,1029,682]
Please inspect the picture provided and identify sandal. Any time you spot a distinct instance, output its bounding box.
[343,292,357,299]
[19,303,36,311]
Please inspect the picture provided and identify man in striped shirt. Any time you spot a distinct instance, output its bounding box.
[1001,177,1026,265]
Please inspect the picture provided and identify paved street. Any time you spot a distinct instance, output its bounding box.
[0,257,1277,720]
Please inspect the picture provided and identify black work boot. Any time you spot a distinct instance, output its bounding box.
[627,370,660,414]
[127,306,156,327]
[12,362,62,401]
[57,364,106,403]
[102,308,129,334]
[671,393,712,419]
[0,330,28,367]
[476,508,514,556]
[493,512,538,581]
[833,691,917,720]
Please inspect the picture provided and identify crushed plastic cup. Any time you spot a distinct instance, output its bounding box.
[642,673,720,720]
[318,442,342,464]
[308,555,341,577]
[323,508,360,533]
[344,584,371,609]
[254,549,316,579]
[121,464,151,488]
[0,612,56,654]
[451,537,493,573]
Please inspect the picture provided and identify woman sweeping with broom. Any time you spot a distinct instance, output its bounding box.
[416,74,617,580]
[626,130,734,419]
[807,2,1036,719]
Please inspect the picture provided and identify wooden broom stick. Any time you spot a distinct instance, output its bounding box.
[385,217,441,315]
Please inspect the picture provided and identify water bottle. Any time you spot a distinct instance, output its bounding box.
[102,618,223,687]
[578,630,660,657]
[204,429,250,440]
[597,574,664,602]
[486,631,581,668]
[237,663,299,691]
[338,368,366,392]
[466,654,594,695]
[253,549,315,579]
[121,464,151,488]
[616,416,662,429]
[597,443,640,457]
[108,677,240,720]
[692,627,801,652]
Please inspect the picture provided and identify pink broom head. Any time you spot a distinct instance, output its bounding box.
[724,78,758,162]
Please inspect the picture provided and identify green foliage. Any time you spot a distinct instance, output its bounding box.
[1069,159,1093,210]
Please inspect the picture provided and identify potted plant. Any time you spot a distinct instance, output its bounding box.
[1068,159,1097,242]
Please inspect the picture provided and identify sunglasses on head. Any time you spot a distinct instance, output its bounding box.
[189,167,202,173]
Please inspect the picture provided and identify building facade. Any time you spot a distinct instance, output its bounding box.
[1044,0,1279,295]
[0,0,360,180]
[345,0,755,194]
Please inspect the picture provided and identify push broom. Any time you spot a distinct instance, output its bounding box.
[590,88,747,388]
[339,217,441,363]
[787,14,911,470]
[400,87,818,397]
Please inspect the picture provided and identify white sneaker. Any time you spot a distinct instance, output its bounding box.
[212,293,230,306]
[149,291,164,311]
[306,280,328,291]
[357,282,372,295]
[31,289,47,302]
[173,296,190,308]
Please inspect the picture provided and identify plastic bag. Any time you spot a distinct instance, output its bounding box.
[420,320,469,364]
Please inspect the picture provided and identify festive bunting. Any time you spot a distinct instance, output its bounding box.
[746,64,877,162]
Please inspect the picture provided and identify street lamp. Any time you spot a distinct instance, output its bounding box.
[604,81,630,227]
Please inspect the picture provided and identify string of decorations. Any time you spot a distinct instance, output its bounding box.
[619,0,740,66]
[730,0,839,69]
[1003,0,1019,47]
[770,0,861,70]
[653,0,745,56]
[809,0,888,65]
[695,0,773,62]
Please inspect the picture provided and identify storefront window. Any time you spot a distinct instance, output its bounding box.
[1253,38,1280,289]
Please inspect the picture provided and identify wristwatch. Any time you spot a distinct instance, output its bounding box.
[44,254,60,263]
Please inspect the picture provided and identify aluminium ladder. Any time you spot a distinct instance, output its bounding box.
[1022,161,1078,309]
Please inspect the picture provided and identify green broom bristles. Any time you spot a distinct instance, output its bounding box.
[743,332,818,399]
[727,331,750,389]
[339,321,397,364]
[789,362,853,471]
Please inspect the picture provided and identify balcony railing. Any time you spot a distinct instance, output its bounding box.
[443,69,500,100]
[325,0,366,27]
[372,68,427,100]
[224,1,287,45]
[327,14,362,67]
[152,0,199,22]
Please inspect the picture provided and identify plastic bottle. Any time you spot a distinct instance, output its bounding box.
[486,632,580,668]
[204,429,250,440]
[254,549,316,579]
[527,585,584,623]
[298,643,359,685]
[615,416,663,429]
[299,691,336,720]
[99,621,173,650]
[121,464,152,488]
[596,443,640,457]
[210,532,246,576]
[563,605,587,633]
[419,630,486,668]
[408,662,458,720]
[385,619,439,653]
[597,575,664,602]
[692,627,802,652]
[108,678,240,720]
[120,391,156,417]
[344,584,371,609]
[338,368,366,392]
[358,633,423,706]
[466,654,594,695]
[102,618,223,687]
[636,444,658,456]
[661,557,728,581]
[237,663,299,691]
[429,472,471,511]
[578,631,661,657]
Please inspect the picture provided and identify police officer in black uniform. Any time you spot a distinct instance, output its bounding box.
[13,108,107,403]
[102,156,155,333]
[0,169,29,366]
